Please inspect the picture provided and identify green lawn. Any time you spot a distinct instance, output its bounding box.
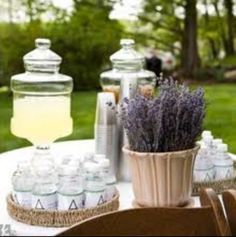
[0,84,236,153]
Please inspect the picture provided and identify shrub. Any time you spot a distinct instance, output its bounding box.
[0,3,123,90]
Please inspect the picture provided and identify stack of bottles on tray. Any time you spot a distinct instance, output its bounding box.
[11,153,117,211]
[194,130,234,182]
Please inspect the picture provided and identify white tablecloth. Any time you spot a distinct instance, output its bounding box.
[0,140,233,236]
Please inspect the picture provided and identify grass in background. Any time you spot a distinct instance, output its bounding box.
[203,84,236,153]
[0,84,236,153]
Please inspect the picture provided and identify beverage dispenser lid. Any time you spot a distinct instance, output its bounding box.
[23,38,62,72]
[110,39,144,69]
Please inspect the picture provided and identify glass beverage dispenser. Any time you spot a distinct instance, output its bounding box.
[11,39,73,169]
[100,39,156,181]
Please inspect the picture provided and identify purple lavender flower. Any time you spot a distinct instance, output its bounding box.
[120,78,205,153]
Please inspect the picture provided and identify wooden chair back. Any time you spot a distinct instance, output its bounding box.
[200,188,231,236]
[58,188,229,237]
[222,189,236,236]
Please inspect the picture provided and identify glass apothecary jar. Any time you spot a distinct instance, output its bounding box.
[11,38,73,168]
[100,39,156,103]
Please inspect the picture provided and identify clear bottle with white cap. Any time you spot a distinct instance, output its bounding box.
[12,160,33,208]
[202,133,214,161]
[57,165,84,211]
[194,144,215,182]
[32,164,57,210]
[94,154,117,202]
[202,130,212,138]
[202,134,213,148]
[211,138,223,162]
[214,144,234,180]
[84,162,106,208]
[83,153,95,163]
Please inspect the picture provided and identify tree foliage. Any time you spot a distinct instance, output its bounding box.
[0,0,123,90]
[138,0,236,76]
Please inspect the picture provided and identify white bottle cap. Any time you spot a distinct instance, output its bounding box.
[61,154,81,166]
[94,154,106,161]
[212,138,223,146]
[203,135,213,144]
[83,152,94,162]
[35,165,53,176]
[200,144,207,150]
[217,143,228,152]
[17,159,31,171]
[59,165,79,176]
[202,131,212,138]
[84,162,101,173]
[96,158,110,168]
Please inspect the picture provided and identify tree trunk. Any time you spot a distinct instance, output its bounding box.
[213,0,233,56]
[8,0,13,23]
[182,0,200,78]
[224,0,235,55]
[203,0,218,59]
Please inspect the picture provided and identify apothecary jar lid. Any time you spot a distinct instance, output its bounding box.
[11,38,73,94]
[23,38,62,73]
[110,39,145,70]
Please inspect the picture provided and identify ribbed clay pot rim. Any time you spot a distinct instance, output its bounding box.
[123,145,200,157]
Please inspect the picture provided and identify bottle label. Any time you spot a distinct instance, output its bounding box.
[12,191,31,208]
[57,193,84,211]
[32,193,57,210]
[215,166,234,180]
[85,192,106,208]
[194,169,214,182]
[105,185,116,202]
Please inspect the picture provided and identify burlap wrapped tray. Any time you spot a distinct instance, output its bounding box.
[192,178,236,196]
[192,160,236,196]
[7,192,119,227]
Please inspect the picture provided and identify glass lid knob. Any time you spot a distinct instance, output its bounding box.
[120,39,135,48]
[23,38,62,72]
[110,38,144,70]
[35,38,51,49]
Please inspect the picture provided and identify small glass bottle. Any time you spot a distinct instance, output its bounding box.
[84,162,106,208]
[12,160,33,208]
[194,145,215,182]
[202,130,212,138]
[57,165,84,211]
[32,164,57,210]
[211,138,223,162]
[214,144,234,180]
[83,152,95,162]
[61,154,82,167]
[202,134,213,149]
[94,155,117,202]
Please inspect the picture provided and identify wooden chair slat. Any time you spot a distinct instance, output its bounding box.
[58,188,230,236]
[222,189,236,236]
[200,188,231,236]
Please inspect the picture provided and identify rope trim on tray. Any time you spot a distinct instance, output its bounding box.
[192,178,236,196]
[7,191,119,227]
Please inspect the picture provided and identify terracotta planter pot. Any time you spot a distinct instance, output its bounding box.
[123,145,200,207]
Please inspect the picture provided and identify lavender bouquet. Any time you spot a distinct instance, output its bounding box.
[120,78,205,153]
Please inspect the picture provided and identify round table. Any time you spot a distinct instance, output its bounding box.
[0,140,233,236]
[0,140,135,236]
